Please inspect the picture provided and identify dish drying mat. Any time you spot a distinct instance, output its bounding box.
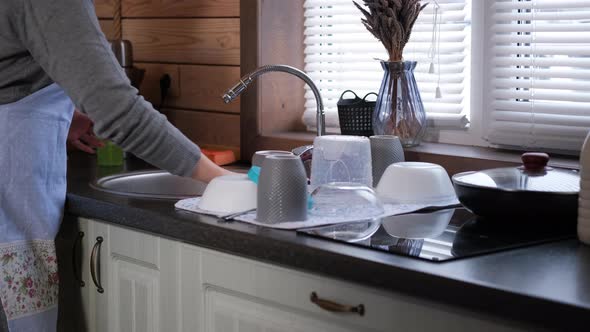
[175,197,460,230]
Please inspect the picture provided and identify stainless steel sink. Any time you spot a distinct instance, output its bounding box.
[91,170,209,200]
[91,165,249,200]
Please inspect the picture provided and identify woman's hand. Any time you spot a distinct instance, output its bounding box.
[68,110,104,153]
[191,154,237,183]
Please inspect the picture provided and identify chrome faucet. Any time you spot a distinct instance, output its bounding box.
[222,64,323,176]
[222,64,325,136]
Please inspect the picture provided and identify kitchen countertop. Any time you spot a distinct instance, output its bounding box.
[66,152,590,330]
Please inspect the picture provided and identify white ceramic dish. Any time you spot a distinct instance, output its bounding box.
[375,162,456,204]
[198,174,257,214]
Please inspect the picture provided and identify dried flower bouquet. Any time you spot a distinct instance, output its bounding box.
[353,0,428,62]
[353,0,429,146]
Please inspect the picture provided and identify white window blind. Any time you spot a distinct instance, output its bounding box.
[302,0,471,132]
[486,0,590,152]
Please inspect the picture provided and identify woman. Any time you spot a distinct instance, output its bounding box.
[0,0,232,330]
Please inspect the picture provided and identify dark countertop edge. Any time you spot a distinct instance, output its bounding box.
[65,192,590,330]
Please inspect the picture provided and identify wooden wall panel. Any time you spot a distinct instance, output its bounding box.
[258,0,305,134]
[98,19,116,40]
[122,19,240,65]
[123,0,239,18]
[136,63,240,113]
[164,109,240,149]
[135,63,181,109]
[94,1,242,152]
[176,65,240,112]
[95,0,115,18]
[240,0,305,160]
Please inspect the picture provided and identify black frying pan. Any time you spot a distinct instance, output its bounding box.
[451,153,579,220]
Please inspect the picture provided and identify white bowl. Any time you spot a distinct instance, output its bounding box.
[375,162,456,204]
[198,174,257,214]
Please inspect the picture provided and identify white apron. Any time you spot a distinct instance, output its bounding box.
[0,83,74,331]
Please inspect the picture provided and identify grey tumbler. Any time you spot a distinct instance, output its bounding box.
[257,155,308,223]
[251,150,294,167]
[370,135,405,187]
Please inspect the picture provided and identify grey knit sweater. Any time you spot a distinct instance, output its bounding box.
[0,0,201,176]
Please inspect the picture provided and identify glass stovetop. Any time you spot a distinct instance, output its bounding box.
[297,208,576,262]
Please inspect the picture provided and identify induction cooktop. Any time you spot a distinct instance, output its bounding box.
[297,208,576,262]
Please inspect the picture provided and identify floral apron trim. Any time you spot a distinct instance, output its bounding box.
[0,240,58,321]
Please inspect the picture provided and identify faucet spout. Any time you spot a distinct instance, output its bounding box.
[222,64,325,136]
[222,78,252,104]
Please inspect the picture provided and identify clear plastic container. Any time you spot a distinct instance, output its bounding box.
[310,135,372,190]
[304,221,380,243]
[309,183,384,219]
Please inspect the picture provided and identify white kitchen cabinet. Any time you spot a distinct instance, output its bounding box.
[195,248,527,332]
[78,218,181,332]
[77,218,534,332]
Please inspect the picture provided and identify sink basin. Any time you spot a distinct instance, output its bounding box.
[91,170,208,200]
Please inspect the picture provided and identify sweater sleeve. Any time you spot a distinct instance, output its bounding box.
[15,0,201,176]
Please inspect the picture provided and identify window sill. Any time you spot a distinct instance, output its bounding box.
[267,131,580,175]
[404,142,579,174]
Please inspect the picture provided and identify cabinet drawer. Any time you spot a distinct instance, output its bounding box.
[204,287,361,332]
[200,249,524,332]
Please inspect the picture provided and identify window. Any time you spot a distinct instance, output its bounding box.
[485,0,590,152]
[303,0,590,152]
[302,0,471,133]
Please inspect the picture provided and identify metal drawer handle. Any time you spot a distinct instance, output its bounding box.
[90,236,104,293]
[310,292,365,316]
[72,231,85,287]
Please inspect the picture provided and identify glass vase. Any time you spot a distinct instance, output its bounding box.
[372,61,427,147]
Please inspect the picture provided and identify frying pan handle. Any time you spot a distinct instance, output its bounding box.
[521,152,549,171]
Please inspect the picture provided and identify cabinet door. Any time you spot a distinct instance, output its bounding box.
[100,222,180,332]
